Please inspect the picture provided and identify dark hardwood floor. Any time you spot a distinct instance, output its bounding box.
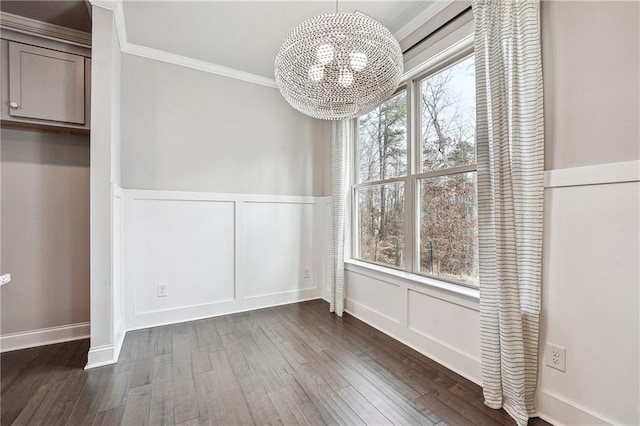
[1,300,551,425]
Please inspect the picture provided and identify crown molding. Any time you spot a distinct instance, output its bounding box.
[123,43,278,89]
[92,0,277,89]
[0,11,91,47]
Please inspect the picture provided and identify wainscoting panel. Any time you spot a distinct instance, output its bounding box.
[244,201,316,298]
[345,271,402,323]
[133,198,236,314]
[122,190,327,330]
[407,288,480,363]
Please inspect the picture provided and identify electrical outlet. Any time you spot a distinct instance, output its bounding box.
[303,267,311,279]
[546,343,566,372]
[157,283,169,297]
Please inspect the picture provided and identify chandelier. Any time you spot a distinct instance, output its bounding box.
[274,10,403,120]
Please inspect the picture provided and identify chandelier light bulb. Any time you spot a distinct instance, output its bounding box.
[308,64,324,82]
[338,68,354,87]
[349,51,367,72]
[317,44,334,65]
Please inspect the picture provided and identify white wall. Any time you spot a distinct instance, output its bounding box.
[0,129,90,342]
[87,5,123,368]
[343,1,640,425]
[537,175,639,425]
[122,190,329,331]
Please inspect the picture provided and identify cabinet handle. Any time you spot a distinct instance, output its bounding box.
[9,101,19,109]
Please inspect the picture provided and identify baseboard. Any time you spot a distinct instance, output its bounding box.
[0,322,90,353]
[125,295,324,333]
[85,344,116,369]
[535,389,616,426]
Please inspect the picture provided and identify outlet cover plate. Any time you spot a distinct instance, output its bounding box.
[546,343,566,372]
[157,283,169,297]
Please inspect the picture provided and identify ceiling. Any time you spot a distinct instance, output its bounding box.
[0,1,434,81]
[122,1,433,79]
[0,0,91,32]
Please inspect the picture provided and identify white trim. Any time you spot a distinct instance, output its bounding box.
[536,388,617,426]
[0,322,90,353]
[112,2,128,50]
[403,31,474,82]
[0,11,91,48]
[125,188,319,204]
[125,296,324,334]
[345,259,480,309]
[394,0,456,42]
[544,160,640,188]
[122,43,278,89]
[85,344,116,369]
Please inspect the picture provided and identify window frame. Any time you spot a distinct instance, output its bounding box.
[350,39,478,289]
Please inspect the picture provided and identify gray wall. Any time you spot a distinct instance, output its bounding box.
[121,54,331,196]
[542,0,640,170]
[1,128,90,334]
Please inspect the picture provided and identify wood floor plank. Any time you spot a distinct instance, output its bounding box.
[336,385,394,425]
[148,382,175,425]
[93,405,126,426]
[121,384,152,425]
[65,367,111,425]
[41,368,90,425]
[1,300,552,426]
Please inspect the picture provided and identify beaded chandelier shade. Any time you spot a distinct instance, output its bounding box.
[274,12,404,120]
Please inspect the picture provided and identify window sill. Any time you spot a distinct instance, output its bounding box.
[344,259,480,309]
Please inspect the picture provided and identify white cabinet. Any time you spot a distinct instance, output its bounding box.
[8,42,85,124]
[1,39,90,131]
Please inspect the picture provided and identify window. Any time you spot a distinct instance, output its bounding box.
[353,52,478,287]
[355,92,407,268]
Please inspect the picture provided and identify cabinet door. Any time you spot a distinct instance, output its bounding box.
[8,42,85,124]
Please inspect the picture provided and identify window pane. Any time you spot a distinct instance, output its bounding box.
[420,56,475,171]
[358,92,407,183]
[419,172,478,286]
[357,182,405,267]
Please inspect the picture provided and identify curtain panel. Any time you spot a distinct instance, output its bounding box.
[472,0,545,424]
[330,120,348,316]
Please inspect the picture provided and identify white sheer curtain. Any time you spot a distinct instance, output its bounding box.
[329,120,348,316]
[472,0,544,425]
